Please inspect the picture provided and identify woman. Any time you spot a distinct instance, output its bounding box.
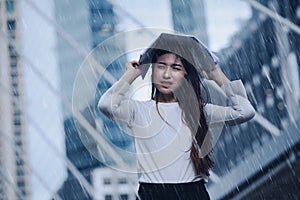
[98,34,255,200]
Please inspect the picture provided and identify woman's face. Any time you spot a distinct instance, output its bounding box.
[152,53,186,95]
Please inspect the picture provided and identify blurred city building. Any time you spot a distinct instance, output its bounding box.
[92,168,137,200]
[170,0,209,46]
[0,0,31,199]
[54,0,133,199]
[208,0,300,199]
[54,0,91,117]
[53,0,300,199]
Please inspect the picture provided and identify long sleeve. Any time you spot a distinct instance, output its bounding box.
[204,80,255,126]
[98,79,135,126]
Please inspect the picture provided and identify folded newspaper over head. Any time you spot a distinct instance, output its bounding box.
[139,33,219,79]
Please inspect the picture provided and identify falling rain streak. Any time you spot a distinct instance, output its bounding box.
[0,0,299,200]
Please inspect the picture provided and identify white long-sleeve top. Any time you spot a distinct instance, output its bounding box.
[98,79,255,183]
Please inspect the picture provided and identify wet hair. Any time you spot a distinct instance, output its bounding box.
[151,49,214,176]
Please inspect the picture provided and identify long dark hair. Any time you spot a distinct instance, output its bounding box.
[150,49,214,176]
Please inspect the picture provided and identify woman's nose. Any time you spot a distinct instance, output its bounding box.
[163,67,171,79]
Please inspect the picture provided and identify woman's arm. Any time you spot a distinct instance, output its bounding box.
[122,61,142,84]
[204,66,256,125]
[97,61,141,125]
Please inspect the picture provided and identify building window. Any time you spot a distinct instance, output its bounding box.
[10,56,18,66]
[14,118,21,126]
[103,178,111,185]
[119,194,128,200]
[7,20,16,31]
[11,71,18,78]
[12,90,19,97]
[10,64,17,69]
[15,139,22,146]
[5,0,14,13]
[8,44,17,55]
[14,110,21,117]
[117,178,127,184]
[12,82,18,89]
[104,194,112,200]
[14,131,21,136]
[17,169,24,176]
[17,180,25,188]
[16,158,24,166]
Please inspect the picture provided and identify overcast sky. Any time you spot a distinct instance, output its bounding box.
[114,0,252,51]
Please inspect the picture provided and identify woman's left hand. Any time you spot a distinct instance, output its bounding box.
[205,66,230,87]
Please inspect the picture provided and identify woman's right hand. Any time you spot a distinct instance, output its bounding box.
[126,61,141,72]
[122,61,142,84]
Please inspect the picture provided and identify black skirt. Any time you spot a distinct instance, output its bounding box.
[136,180,210,200]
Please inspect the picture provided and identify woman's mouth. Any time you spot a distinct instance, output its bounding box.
[160,81,172,87]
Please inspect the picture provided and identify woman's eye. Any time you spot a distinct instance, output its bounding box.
[172,67,181,71]
[156,64,183,71]
[157,65,166,69]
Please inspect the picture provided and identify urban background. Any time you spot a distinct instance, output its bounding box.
[0,0,300,199]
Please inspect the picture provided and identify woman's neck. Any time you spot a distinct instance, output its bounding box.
[154,93,177,103]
